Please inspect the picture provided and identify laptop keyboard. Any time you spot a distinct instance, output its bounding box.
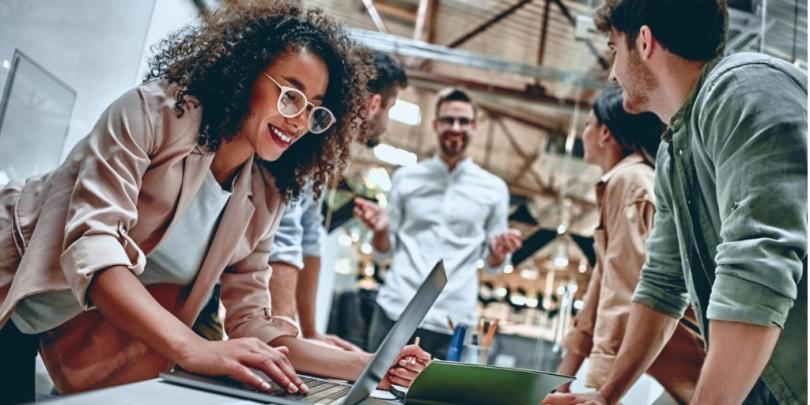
[295,375,351,404]
[245,374,351,404]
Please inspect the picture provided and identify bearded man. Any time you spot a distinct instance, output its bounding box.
[354,87,522,360]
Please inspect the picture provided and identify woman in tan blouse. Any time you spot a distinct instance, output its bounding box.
[0,3,427,403]
[555,86,705,403]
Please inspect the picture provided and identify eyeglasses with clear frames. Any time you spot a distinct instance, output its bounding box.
[437,116,474,128]
[264,73,336,134]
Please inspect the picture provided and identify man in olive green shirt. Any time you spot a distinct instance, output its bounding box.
[545,1,806,404]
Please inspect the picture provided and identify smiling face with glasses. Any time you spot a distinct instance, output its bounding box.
[232,49,332,163]
[263,72,336,135]
[433,100,477,161]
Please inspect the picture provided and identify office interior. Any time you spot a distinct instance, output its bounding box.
[0,0,806,404]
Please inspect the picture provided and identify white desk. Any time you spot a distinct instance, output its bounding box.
[44,379,399,405]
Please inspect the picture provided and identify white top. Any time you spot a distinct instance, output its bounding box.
[375,156,510,334]
[11,169,231,334]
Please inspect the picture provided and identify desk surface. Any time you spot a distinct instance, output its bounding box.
[46,379,399,404]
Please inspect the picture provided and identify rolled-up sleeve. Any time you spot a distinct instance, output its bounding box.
[299,194,325,258]
[633,149,691,318]
[60,86,159,307]
[269,199,305,269]
[222,234,299,343]
[698,62,807,328]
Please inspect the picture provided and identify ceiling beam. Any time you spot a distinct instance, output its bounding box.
[481,104,564,134]
[361,0,390,34]
[484,117,495,169]
[550,0,609,70]
[536,0,552,67]
[349,28,606,90]
[495,118,550,190]
[405,69,591,111]
[446,0,533,48]
[425,0,439,43]
[413,0,430,40]
[375,2,417,24]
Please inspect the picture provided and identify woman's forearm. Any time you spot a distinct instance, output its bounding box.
[272,336,370,380]
[555,352,586,391]
[89,265,201,363]
[598,303,678,404]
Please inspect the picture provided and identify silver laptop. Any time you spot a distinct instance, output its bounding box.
[161,260,448,405]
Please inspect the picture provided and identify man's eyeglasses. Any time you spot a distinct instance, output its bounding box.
[437,116,474,128]
[264,73,336,134]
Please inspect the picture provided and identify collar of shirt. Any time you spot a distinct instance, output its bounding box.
[428,154,473,176]
[664,56,723,142]
[595,152,647,204]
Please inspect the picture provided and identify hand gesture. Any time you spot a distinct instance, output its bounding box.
[379,338,432,389]
[177,337,309,395]
[353,198,389,233]
[542,391,609,405]
[489,229,523,260]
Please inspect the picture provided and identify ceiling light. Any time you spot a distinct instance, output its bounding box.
[373,143,417,166]
[388,99,421,126]
[364,167,392,192]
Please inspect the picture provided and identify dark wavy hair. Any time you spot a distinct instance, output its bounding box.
[367,50,407,105]
[594,0,727,61]
[592,85,664,165]
[145,1,372,200]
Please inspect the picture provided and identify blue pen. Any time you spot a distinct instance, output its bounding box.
[446,323,467,361]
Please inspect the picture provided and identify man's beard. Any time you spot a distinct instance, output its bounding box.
[439,131,469,158]
[622,49,657,114]
[362,113,385,147]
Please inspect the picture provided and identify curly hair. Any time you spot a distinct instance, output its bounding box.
[145,1,372,200]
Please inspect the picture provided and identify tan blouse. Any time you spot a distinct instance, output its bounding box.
[0,80,297,393]
[561,153,705,403]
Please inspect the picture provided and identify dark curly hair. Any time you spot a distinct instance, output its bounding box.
[145,1,372,200]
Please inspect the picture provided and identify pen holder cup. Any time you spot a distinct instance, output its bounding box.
[462,344,491,365]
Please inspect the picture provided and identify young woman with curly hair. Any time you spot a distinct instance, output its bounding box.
[0,2,428,402]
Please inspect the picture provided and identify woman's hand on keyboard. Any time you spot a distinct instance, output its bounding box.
[177,337,310,395]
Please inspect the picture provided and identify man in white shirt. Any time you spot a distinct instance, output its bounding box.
[354,88,522,359]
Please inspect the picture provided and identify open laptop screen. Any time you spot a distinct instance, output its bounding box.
[341,260,447,405]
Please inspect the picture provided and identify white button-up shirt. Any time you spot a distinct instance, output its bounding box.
[375,156,510,333]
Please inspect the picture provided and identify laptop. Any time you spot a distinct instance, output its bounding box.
[161,260,448,405]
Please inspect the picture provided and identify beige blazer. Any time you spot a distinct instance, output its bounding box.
[561,153,705,403]
[0,80,296,392]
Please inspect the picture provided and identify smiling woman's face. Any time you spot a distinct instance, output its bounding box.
[241,48,329,162]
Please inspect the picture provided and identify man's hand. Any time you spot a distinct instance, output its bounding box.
[488,229,523,266]
[543,391,609,405]
[306,332,363,352]
[353,198,389,233]
[379,339,432,389]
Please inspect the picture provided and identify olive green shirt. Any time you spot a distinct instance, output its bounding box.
[633,52,807,404]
